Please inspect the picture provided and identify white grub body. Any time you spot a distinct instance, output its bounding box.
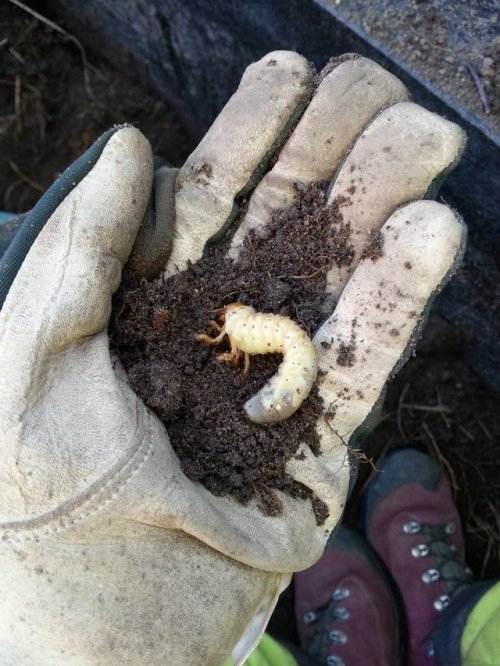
[224,304,318,424]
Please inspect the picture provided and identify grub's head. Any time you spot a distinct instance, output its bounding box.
[223,302,254,322]
[213,302,252,324]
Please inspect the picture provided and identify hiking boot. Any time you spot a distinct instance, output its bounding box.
[362,448,473,665]
[295,524,402,665]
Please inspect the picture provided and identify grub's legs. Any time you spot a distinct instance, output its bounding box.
[217,338,241,366]
[218,347,251,377]
[195,328,227,346]
[208,319,222,332]
[242,352,250,378]
[197,316,251,377]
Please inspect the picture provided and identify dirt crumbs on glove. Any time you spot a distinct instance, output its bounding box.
[111,183,355,524]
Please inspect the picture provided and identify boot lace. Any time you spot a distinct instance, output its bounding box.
[302,587,351,666]
[405,520,474,611]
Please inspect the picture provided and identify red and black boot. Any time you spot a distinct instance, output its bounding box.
[362,448,473,665]
[295,524,402,665]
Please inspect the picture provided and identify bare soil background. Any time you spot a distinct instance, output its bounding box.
[1,0,499,643]
[325,0,500,136]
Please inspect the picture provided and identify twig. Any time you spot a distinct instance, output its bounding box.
[475,417,492,440]
[321,413,348,447]
[422,421,459,493]
[436,388,451,429]
[464,62,490,114]
[8,160,43,192]
[7,0,94,99]
[292,301,309,334]
[8,46,25,64]
[458,423,475,442]
[488,499,500,542]
[14,74,22,136]
[400,402,451,414]
[355,439,392,498]
[348,447,378,471]
[466,505,498,578]
[219,288,261,302]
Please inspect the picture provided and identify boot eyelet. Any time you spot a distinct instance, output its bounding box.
[422,568,440,583]
[329,629,348,644]
[326,657,346,666]
[403,520,421,534]
[444,522,456,535]
[333,607,350,620]
[434,595,451,612]
[332,587,350,601]
[411,544,430,558]
[303,611,317,624]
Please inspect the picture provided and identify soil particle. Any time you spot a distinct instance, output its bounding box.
[336,342,356,367]
[111,182,355,523]
[187,162,213,186]
[320,53,361,80]
[362,230,384,261]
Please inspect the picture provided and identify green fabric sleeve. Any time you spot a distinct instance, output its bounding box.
[223,633,299,666]
[462,581,500,665]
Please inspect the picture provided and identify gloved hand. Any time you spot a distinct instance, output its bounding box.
[0,52,465,665]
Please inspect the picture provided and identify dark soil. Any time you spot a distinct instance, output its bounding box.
[111,184,356,524]
[1,0,499,605]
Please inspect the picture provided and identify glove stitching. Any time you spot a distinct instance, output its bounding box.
[0,409,154,543]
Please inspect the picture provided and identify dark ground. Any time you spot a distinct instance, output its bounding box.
[1,0,499,644]
[0,1,191,213]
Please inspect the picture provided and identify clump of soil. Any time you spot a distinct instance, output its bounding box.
[111,184,355,523]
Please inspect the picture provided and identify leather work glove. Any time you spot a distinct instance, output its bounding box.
[0,52,466,665]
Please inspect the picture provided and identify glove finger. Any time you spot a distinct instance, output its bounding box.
[322,102,465,308]
[0,127,152,360]
[285,200,465,519]
[228,54,409,259]
[164,51,314,275]
[319,200,465,451]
